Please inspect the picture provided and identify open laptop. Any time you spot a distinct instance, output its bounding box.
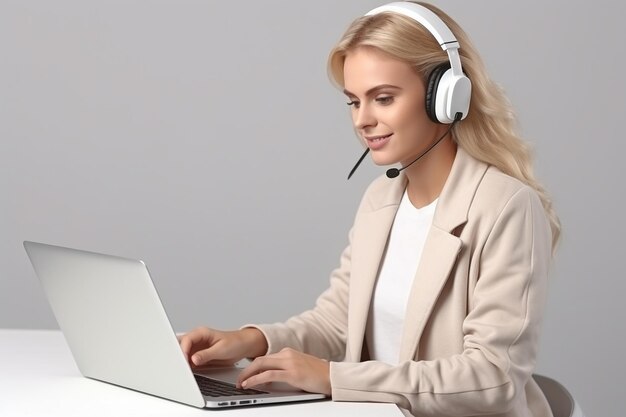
[23,241,326,409]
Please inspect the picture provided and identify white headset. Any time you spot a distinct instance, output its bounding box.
[365,2,472,124]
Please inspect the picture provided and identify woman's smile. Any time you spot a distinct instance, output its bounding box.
[364,133,393,150]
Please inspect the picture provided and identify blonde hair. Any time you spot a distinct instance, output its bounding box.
[328,1,561,252]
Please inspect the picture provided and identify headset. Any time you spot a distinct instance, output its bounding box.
[365,1,471,124]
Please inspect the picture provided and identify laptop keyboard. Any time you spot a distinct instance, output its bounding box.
[194,374,268,397]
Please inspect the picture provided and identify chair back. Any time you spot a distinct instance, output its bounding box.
[533,374,586,417]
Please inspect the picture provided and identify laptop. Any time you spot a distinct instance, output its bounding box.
[23,241,326,408]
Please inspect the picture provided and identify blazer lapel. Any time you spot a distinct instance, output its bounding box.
[346,177,406,362]
[398,227,461,360]
[398,147,489,361]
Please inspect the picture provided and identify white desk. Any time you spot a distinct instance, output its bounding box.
[0,329,403,417]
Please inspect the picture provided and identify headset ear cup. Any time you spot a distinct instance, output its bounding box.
[425,63,451,124]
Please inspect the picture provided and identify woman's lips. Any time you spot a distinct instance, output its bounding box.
[365,134,392,150]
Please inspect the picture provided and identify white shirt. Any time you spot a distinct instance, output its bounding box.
[366,190,437,365]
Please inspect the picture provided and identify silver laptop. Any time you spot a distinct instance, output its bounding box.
[23,241,326,408]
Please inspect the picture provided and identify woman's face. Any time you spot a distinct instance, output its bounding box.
[343,46,444,167]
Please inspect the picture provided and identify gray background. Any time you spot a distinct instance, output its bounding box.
[1,0,623,415]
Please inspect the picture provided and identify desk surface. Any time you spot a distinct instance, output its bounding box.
[0,329,403,417]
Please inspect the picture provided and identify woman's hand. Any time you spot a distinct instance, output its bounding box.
[236,347,331,396]
[178,327,268,367]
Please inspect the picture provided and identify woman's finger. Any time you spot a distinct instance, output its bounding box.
[241,369,291,389]
[236,356,287,385]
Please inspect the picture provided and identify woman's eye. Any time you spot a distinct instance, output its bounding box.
[376,96,394,105]
[346,100,360,108]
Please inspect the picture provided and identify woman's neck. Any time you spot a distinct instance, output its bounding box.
[403,138,457,209]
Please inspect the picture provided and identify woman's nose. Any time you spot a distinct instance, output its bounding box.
[354,104,377,130]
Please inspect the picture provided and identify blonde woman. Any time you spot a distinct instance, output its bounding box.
[179,2,560,416]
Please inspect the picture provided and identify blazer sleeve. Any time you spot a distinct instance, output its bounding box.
[330,187,553,416]
[243,226,354,362]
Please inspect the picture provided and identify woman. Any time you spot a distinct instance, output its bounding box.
[179,2,560,416]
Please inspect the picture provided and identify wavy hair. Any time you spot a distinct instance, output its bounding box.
[327,1,561,252]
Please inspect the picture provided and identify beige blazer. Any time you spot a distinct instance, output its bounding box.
[253,147,554,417]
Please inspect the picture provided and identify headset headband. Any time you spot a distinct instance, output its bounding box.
[365,2,464,78]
